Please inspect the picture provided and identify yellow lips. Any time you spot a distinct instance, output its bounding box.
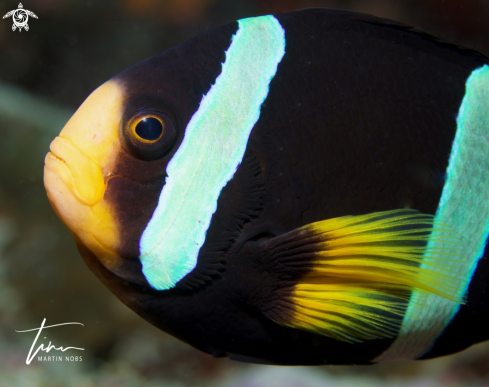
[46,136,105,206]
[43,79,125,270]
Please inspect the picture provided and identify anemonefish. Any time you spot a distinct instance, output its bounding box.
[43,9,489,365]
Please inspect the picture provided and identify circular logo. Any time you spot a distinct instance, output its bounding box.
[12,9,29,29]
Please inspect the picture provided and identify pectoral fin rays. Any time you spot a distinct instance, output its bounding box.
[263,210,467,343]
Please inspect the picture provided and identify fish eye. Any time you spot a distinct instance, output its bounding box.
[122,110,177,161]
[135,117,163,141]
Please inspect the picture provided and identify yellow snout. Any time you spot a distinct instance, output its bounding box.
[43,80,125,271]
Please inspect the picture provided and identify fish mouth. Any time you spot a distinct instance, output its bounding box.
[44,135,121,272]
[44,136,105,206]
[43,80,131,280]
[44,152,148,286]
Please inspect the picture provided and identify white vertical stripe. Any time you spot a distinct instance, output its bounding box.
[375,65,489,362]
[139,16,286,290]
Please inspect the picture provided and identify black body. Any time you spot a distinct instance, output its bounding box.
[79,9,489,364]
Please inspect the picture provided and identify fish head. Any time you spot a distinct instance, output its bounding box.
[43,42,215,288]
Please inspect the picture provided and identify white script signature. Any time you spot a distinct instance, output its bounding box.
[16,318,85,364]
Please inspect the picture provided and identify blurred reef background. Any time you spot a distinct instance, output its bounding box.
[1,0,489,386]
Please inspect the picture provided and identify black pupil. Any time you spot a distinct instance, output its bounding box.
[135,117,163,141]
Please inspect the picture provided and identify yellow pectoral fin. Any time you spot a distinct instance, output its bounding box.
[264,209,467,343]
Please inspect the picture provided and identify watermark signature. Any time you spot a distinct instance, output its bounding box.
[3,3,38,32]
[16,318,85,364]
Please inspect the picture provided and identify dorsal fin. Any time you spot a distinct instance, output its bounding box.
[293,8,487,61]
